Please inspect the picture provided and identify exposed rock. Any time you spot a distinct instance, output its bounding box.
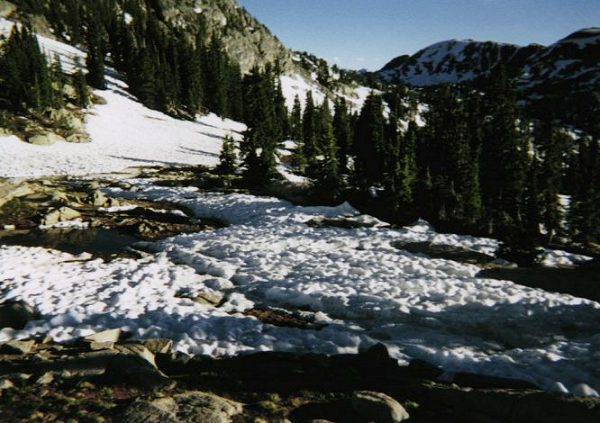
[106,344,169,386]
[175,290,224,307]
[351,391,410,423]
[143,338,174,355]
[65,133,91,143]
[89,190,110,207]
[0,340,36,355]
[308,214,388,229]
[0,181,35,208]
[392,240,496,265]
[173,391,243,423]
[121,397,179,423]
[0,0,16,18]
[40,206,81,226]
[84,329,122,344]
[89,341,115,351]
[0,378,14,391]
[27,131,65,145]
[33,371,55,385]
[0,301,37,329]
[120,391,242,423]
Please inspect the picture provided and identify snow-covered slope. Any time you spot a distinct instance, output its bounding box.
[0,18,245,178]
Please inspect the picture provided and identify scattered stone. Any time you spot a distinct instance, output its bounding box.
[90,190,110,207]
[66,133,91,143]
[41,206,81,226]
[0,340,36,355]
[0,378,14,391]
[0,182,35,208]
[194,291,225,306]
[33,371,55,385]
[143,338,174,355]
[308,214,388,229]
[244,308,316,329]
[0,301,37,329]
[27,132,65,146]
[350,391,410,423]
[84,328,122,344]
[392,240,496,265]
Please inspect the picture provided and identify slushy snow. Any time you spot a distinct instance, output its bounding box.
[2,180,599,397]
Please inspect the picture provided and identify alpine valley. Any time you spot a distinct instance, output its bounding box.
[0,1,599,422]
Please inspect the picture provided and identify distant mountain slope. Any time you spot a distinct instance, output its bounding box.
[379,39,535,86]
[378,28,600,96]
[521,28,600,94]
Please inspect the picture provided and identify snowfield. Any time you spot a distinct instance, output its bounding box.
[0,83,245,178]
[1,181,599,397]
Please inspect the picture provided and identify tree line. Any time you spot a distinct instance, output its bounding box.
[0,25,89,118]
[233,66,600,246]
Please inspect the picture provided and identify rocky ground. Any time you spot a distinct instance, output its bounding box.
[1,168,600,422]
[0,328,599,423]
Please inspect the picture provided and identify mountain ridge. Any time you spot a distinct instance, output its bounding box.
[377,27,600,95]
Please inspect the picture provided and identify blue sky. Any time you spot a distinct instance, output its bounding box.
[237,0,600,71]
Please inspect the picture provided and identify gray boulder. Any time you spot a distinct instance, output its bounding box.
[121,392,243,423]
[105,344,169,386]
[0,301,37,329]
[173,391,243,423]
[351,391,410,423]
[121,397,179,423]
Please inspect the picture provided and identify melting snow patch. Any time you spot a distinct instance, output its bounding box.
[1,182,600,397]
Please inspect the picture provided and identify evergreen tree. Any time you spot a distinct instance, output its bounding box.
[534,119,565,242]
[85,13,107,90]
[314,100,341,194]
[396,121,418,207]
[203,37,227,116]
[178,39,204,115]
[0,26,54,113]
[290,95,303,141]
[354,91,385,188]
[216,134,238,175]
[273,79,289,140]
[240,67,279,186]
[302,91,319,175]
[480,66,527,234]
[72,56,89,108]
[333,98,352,173]
[569,137,600,243]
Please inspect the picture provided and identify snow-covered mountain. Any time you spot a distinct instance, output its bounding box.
[378,28,600,95]
[521,28,600,93]
[379,39,534,86]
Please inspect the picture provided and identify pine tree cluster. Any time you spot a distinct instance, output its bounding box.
[0,24,89,118]
[237,65,600,246]
[12,0,244,120]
